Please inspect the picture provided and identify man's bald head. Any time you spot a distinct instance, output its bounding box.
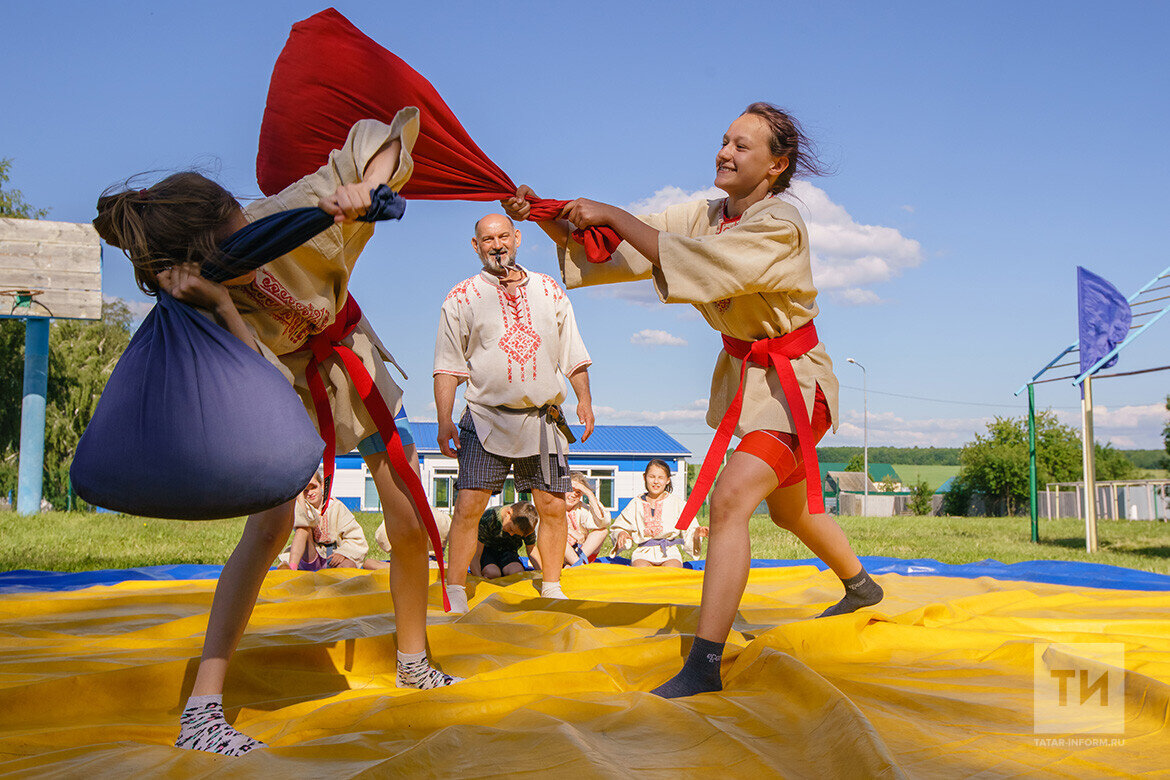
[472,213,522,277]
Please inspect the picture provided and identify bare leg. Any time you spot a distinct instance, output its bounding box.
[631,558,653,568]
[662,558,683,568]
[501,562,524,576]
[482,564,502,579]
[765,480,862,580]
[365,446,430,655]
[191,501,295,696]
[363,558,390,570]
[693,452,779,643]
[531,489,567,586]
[446,488,492,587]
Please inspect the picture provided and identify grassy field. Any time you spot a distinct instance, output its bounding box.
[1,510,1167,576]
[888,464,959,491]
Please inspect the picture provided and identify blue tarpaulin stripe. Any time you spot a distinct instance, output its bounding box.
[1,556,1168,594]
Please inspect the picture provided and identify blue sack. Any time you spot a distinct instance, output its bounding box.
[71,186,405,519]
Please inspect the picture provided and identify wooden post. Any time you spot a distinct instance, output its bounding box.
[1027,384,1039,542]
[1081,375,1098,552]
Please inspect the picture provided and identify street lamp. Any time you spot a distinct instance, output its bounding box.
[846,358,867,517]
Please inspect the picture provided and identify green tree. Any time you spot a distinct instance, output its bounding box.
[1164,395,1170,469]
[1095,443,1139,481]
[0,159,50,220]
[908,479,932,515]
[845,453,866,473]
[958,412,1082,516]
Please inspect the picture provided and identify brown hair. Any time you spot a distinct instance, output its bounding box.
[741,102,829,194]
[644,459,673,494]
[508,501,538,537]
[93,172,240,295]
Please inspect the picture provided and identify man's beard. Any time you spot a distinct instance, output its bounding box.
[481,248,517,276]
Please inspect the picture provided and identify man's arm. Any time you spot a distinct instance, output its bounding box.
[568,367,594,442]
[434,373,462,457]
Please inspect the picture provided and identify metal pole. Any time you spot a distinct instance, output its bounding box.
[1081,375,1098,552]
[1028,383,1039,542]
[848,358,868,517]
[16,317,50,515]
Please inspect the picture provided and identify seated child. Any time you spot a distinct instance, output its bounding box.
[470,501,540,579]
[611,459,708,568]
[376,509,452,568]
[278,470,388,571]
[564,471,611,566]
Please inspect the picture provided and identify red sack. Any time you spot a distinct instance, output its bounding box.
[257,8,620,262]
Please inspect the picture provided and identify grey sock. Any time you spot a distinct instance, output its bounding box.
[650,636,724,699]
[818,569,883,617]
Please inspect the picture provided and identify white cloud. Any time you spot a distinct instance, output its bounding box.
[825,402,1169,449]
[836,288,882,306]
[623,186,723,215]
[611,183,924,308]
[594,399,709,425]
[630,328,687,346]
[900,205,915,213]
[782,181,924,301]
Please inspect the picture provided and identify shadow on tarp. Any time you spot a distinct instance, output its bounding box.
[1,555,1168,594]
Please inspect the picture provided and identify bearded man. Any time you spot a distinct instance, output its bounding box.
[433,213,594,612]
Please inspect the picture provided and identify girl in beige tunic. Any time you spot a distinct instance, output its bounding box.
[94,113,455,755]
[504,103,883,698]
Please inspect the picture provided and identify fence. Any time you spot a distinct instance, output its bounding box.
[1042,479,1170,521]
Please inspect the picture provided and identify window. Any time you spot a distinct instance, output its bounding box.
[363,468,380,512]
[579,467,615,510]
[432,469,457,509]
[502,477,532,505]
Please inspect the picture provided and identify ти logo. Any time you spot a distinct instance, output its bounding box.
[1034,643,1125,735]
[706,653,721,664]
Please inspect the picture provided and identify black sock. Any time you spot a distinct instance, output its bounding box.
[650,636,724,699]
[818,569,883,617]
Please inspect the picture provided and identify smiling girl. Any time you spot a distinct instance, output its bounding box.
[504,102,883,698]
[611,460,704,568]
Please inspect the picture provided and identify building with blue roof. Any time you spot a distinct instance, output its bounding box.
[331,421,691,516]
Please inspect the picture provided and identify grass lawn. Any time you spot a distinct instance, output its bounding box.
[888,464,959,492]
[1,510,1168,576]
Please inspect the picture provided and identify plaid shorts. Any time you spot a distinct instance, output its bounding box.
[455,409,571,494]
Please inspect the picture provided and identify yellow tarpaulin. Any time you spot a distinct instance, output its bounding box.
[0,564,1167,777]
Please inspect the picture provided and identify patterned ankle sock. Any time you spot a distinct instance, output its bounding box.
[396,650,461,690]
[541,581,566,599]
[818,569,884,617]
[650,636,725,699]
[445,584,469,613]
[174,695,265,756]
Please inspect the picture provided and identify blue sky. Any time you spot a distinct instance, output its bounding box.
[4,1,1168,457]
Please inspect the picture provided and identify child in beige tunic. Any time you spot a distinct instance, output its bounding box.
[94,112,456,755]
[503,102,884,699]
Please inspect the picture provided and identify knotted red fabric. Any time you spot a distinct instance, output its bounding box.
[676,323,826,531]
[257,8,620,262]
[287,295,450,611]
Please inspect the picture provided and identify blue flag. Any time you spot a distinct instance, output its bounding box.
[1077,266,1131,376]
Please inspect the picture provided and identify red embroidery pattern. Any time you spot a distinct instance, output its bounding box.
[497,285,541,383]
[311,507,332,544]
[446,277,482,306]
[643,497,664,537]
[712,200,741,313]
[537,273,566,303]
[242,270,331,343]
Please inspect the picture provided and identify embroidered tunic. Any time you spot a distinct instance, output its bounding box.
[610,492,697,564]
[279,496,369,565]
[231,112,419,453]
[433,265,591,458]
[559,197,838,438]
[567,504,610,546]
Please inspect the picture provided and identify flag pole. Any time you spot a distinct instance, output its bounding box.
[1080,375,1098,552]
[1028,383,1039,543]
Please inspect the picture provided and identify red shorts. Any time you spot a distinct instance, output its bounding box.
[735,385,831,486]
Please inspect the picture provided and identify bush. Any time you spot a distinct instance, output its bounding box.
[908,480,932,515]
[941,473,973,516]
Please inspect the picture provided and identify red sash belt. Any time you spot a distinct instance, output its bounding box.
[289,295,449,610]
[676,322,825,530]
